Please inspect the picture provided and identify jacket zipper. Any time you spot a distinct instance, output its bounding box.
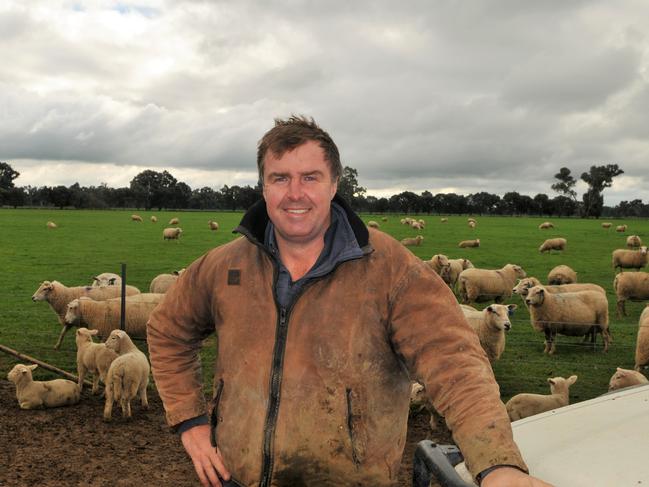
[210,378,224,448]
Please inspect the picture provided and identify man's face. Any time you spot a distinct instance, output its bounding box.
[262,140,338,248]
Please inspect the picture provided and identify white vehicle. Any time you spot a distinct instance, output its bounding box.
[414,384,649,487]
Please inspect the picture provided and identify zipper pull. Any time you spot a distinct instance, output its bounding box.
[279,308,287,327]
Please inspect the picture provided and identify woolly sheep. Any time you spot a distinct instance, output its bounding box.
[616,224,628,233]
[612,246,649,272]
[512,277,605,299]
[75,327,118,394]
[150,215,157,223]
[91,272,122,287]
[163,227,183,240]
[505,375,578,421]
[525,285,611,354]
[103,330,150,421]
[410,221,424,230]
[601,222,612,229]
[440,217,448,223]
[635,305,649,371]
[446,258,474,289]
[613,272,649,317]
[547,265,577,285]
[46,221,57,229]
[401,235,424,247]
[538,222,554,229]
[539,237,567,253]
[425,254,451,282]
[131,214,142,222]
[381,217,388,222]
[169,217,180,225]
[418,219,425,226]
[468,221,476,229]
[409,382,436,431]
[209,220,219,231]
[608,367,648,391]
[627,235,643,248]
[458,263,526,304]
[367,220,380,229]
[467,218,476,223]
[461,304,517,362]
[7,364,80,409]
[458,239,480,248]
[149,269,186,293]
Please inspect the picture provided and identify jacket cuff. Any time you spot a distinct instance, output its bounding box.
[476,464,528,485]
[174,414,209,435]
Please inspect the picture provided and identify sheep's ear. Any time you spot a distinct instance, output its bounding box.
[89,329,99,336]
[568,375,578,384]
[486,306,494,313]
[173,271,179,276]
[507,304,517,315]
[28,364,38,371]
[108,278,117,285]
[547,378,555,385]
[92,276,99,282]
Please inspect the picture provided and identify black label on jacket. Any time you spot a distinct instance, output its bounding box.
[228,269,241,285]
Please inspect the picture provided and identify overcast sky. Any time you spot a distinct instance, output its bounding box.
[2,1,649,205]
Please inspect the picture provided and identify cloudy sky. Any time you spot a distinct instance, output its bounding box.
[2,1,649,205]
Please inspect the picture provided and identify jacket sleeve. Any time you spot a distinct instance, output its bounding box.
[387,258,528,480]
[146,254,216,428]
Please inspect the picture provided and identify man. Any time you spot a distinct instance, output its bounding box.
[147,116,552,487]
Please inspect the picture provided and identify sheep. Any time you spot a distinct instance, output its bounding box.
[512,277,605,299]
[425,254,451,282]
[381,217,388,222]
[75,327,118,394]
[91,272,122,287]
[169,217,180,225]
[627,235,643,248]
[458,263,526,304]
[616,224,628,233]
[547,265,577,285]
[7,364,80,409]
[635,305,649,371]
[505,375,578,421]
[410,221,424,230]
[409,382,436,431]
[601,222,612,229]
[539,237,567,253]
[612,246,649,272]
[538,222,554,229]
[46,221,57,229]
[458,238,480,248]
[149,269,186,293]
[367,220,380,229]
[418,219,425,226]
[150,215,157,223]
[613,272,649,317]
[467,218,476,223]
[461,304,517,362]
[31,280,141,349]
[103,330,150,421]
[446,258,474,289]
[525,285,611,354]
[440,217,448,223]
[131,214,142,222]
[209,220,219,231]
[401,235,423,247]
[608,367,648,391]
[163,227,183,240]
[468,221,476,229]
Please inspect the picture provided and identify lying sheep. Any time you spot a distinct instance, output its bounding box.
[75,327,118,394]
[46,221,57,229]
[616,224,628,233]
[410,221,424,230]
[547,265,577,285]
[608,367,648,391]
[525,285,611,354]
[103,330,150,421]
[209,220,219,231]
[635,305,649,371]
[627,235,643,248]
[381,216,388,222]
[461,304,517,362]
[169,217,180,225]
[163,227,183,240]
[150,215,157,223]
[91,272,121,287]
[539,237,567,253]
[458,263,526,304]
[149,269,186,293]
[602,222,612,229]
[613,272,649,317]
[440,217,448,223]
[367,220,380,229]
[446,258,474,290]
[131,214,142,222]
[612,246,649,272]
[505,375,578,421]
[458,238,480,248]
[538,222,554,229]
[401,235,423,247]
[7,364,80,409]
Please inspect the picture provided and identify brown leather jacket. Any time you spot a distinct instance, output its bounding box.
[147,199,526,486]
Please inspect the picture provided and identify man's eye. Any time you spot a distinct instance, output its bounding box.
[304,175,316,182]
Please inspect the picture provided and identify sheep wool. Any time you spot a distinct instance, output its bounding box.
[608,367,648,391]
[458,263,526,304]
[461,304,517,362]
[75,327,118,394]
[635,305,649,371]
[613,272,649,318]
[7,364,80,409]
[547,265,577,285]
[505,375,577,421]
[612,246,649,272]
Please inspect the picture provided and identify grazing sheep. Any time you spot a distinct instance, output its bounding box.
[612,246,649,272]
[616,224,628,233]
[401,235,424,247]
[131,214,143,222]
[538,222,554,229]
[7,364,80,409]
[149,269,186,293]
[608,367,648,391]
[91,272,121,287]
[627,235,643,248]
[46,221,57,229]
[446,258,474,289]
[440,217,448,223]
[601,222,612,229]
[458,263,526,304]
[513,277,605,300]
[635,305,649,371]
[410,221,424,230]
[467,218,476,223]
[103,330,150,421]
[425,254,451,282]
[150,216,157,223]
[367,220,380,229]
[461,304,517,362]
[547,265,577,285]
[208,220,219,231]
[169,217,180,225]
[505,375,578,421]
[539,237,567,253]
[468,221,476,229]
[458,239,480,248]
[75,327,118,394]
[163,227,183,240]
[525,285,611,354]
[613,272,649,317]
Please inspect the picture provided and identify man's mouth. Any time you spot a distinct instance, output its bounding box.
[285,209,309,214]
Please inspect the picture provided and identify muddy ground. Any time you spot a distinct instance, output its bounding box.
[0,380,451,487]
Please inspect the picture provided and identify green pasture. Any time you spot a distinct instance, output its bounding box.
[0,209,647,405]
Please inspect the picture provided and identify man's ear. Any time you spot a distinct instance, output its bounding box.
[331,177,339,199]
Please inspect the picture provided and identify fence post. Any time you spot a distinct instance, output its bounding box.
[120,263,126,331]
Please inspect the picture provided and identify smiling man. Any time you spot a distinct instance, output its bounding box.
[147,116,552,487]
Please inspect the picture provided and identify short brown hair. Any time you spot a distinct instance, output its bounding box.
[257,115,342,183]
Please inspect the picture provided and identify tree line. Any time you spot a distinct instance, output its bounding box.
[1,161,647,217]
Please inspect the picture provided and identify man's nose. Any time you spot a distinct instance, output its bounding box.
[286,179,303,199]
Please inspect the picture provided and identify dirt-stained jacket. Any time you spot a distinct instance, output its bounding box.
[147,198,527,486]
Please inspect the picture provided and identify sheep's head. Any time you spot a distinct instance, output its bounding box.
[640,246,648,255]
[65,299,82,325]
[462,259,474,270]
[7,363,38,383]
[513,278,535,296]
[32,281,54,301]
[75,327,99,345]
[485,304,517,332]
[548,375,578,394]
[105,330,126,353]
[525,286,545,306]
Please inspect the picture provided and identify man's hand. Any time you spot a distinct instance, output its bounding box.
[481,466,554,487]
[180,424,231,487]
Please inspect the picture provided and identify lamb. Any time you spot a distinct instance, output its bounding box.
[103,330,150,421]
[601,222,612,229]
[627,235,643,248]
[458,263,526,304]
[608,367,648,391]
[46,221,57,229]
[75,327,118,394]
[458,239,480,248]
[461,304,517,362]
[131,214,143,222]
[446,258,474,289]
[635,305,649,371]
[31,280,141,349]
[149,269,186,293]
[616,224,628,233]
[612,246,649,272]
[91,272,121,287]
[367,220,380,229]
[538,222,554,229]
[150,216,157,223]
[547,265,577,285]
[7,364,80,409]
[163,227,183,240]
[425,254,451,282]
[169,217,180,225]
[401,235,423,247]
[505,375,578,421]
[613,271,649,317]
[209,220,219,231]
[525,285,611,354]
[468,221,476,229]
[539,237,567,253]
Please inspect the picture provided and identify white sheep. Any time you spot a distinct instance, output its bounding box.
[538,222,554,229]
[547,265,577,285]
[635,305,649,371]
[626,235,643,248]
[425,254,451,282]
[410,221,424,230]
[467,217,476,223]
[446,258,474,290]
[401,235,423,247]
[91,272,122,287]
[46,221,57,229]
[75,327,118,394]
[505,375,578,421]
[367,220,380,229]
[612,246,649,272]
[458,263,526,304]
[513,277,605,300]
[608,367,648,391]
[616,224,628,233]
[7,364,80,409]
[381,217,388,222]
[208,220,219,231]
[601,222,612,229]
[525,285,611,354]
[613,272,649,317]
[163,227,183,240]
[468,221,476,229]
[440,217,448,223]
[103,330,150,421]
[169,217,180,225]
[131,214,142,222]
[461,304,517,362]
[150,215,158,223]
[149,269,186,293]
[539,237,567,253]
[458,238,480,248]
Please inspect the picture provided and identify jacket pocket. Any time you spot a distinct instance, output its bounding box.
[210,378,224,448]
[345,388,366,466]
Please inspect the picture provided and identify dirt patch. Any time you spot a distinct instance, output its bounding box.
[0,380,451,486]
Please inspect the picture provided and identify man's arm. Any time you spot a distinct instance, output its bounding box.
[481,466,554,486]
